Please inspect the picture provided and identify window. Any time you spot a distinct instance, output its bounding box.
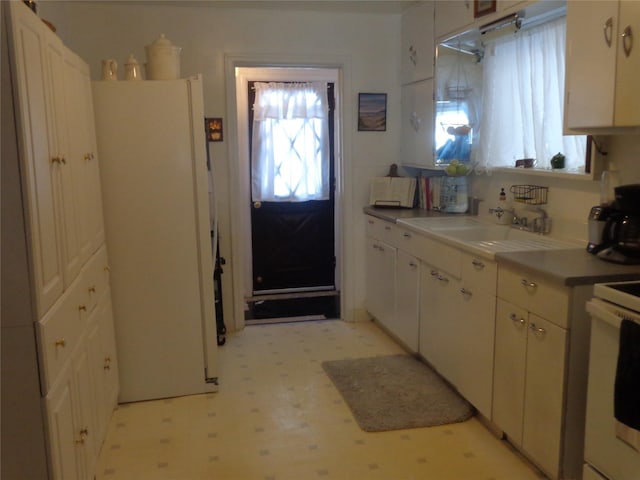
[250,82,330,202]
[477,16,587,172]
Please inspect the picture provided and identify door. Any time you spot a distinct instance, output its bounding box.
[249,82,336,295]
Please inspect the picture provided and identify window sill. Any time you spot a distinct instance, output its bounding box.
[492,167,597,181]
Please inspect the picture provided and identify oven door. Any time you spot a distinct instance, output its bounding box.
[584,299,640,480]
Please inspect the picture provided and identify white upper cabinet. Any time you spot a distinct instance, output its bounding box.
[565,1,640,129]
[401,78,435,168]
[9,1,67,314]
[435,0,474,40]
[401,1,435,85]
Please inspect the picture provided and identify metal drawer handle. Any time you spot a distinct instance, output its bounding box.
[409,262,418,269]
[459,288,472,298]
[88,285,97,294]
[403,232,412,239]
[622,25,633,57]
[55,338,66,348]
[384,225,392,231]
[430,270,439,277]
[520,279,537,289]
[471,259,485,269]
[603,17,613,47]
[509,313,526,326]
[529,323,546,336]
[437,275,449,284]
[78,304,87,312]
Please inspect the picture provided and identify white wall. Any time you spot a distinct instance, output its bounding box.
[40,2,640,328]
[45,1,402,327]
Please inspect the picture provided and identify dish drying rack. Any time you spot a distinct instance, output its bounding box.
[509,185,548,205]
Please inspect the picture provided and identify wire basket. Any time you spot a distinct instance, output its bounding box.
[509,185,548,205]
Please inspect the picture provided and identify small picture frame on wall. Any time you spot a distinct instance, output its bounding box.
[206,117,223,142]
[474,0,497,18]
[358,93,387,132]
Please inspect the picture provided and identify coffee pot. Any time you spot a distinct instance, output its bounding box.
[124,54,142,81]
[595,184,640,264]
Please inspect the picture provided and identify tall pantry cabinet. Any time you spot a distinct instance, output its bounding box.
[2,2,118,479]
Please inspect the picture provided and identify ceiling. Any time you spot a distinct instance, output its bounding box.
[88,1,419,14]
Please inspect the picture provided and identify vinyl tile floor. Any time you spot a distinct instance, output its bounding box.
[95,319,545,480]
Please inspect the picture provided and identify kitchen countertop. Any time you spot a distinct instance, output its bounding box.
[496,249,640,286]
[364,206,640,287]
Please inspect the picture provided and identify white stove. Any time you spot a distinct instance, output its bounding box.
[584,281,640,480]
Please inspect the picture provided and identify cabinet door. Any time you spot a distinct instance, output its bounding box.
[395,250,420,352]
[615,1,640,126]
[71,344,97,480]
[565,1,618,128]
[401,78,435,168]
[87,289,119,445]
[492,298,527,444]
[455,283,496,417]
[64,50,105,261]
[419,266,459,380]
[434,0,474,40]
[46,367,82,480]
[365,237,396,328]
[45,26,83,289]
[401,2,435,84]
[522,314,567,479]
[8,1,65,315]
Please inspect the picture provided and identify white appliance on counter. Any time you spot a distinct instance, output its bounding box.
[585,282,640,480]
[93,75,218,402]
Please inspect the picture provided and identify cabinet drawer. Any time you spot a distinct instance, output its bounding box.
[461,253,497,296]
[37,281,88,392]
[498,267,569,328]
[395,227,462,276]
[365,215,395,244]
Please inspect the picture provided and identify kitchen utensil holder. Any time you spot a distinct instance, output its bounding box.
[509,185,548,205]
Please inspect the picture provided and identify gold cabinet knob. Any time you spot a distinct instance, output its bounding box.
[88,285,97,294]
[54,338,66,348]
[78,304,87,312]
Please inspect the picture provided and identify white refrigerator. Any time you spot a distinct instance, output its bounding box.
[92,75,218,402]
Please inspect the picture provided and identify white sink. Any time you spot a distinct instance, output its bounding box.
[397,217,583,258]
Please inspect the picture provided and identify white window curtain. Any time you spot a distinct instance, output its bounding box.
[478,17,586,172]
[251,82,330,202]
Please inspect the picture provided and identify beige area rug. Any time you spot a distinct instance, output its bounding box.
[322,354,475,432]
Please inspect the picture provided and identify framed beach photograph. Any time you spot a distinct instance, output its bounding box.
[206,117,223,142]
[358,93,387,132]
[474,0,496,18]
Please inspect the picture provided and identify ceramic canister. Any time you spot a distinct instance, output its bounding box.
[144,34,181,80]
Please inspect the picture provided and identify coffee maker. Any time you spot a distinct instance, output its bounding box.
[593,184,640,264]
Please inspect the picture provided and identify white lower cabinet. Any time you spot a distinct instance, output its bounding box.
[419,252,496,418]
[365,236,396,330]
[395,250,420,352]
[46,367,82,480]
[493,299,567,477]
[46,342,96,480]
[494,266,572,479]
[419,264,460,381]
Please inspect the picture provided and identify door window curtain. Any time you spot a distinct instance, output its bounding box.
[251,82,330,202]
[478,17,586,172]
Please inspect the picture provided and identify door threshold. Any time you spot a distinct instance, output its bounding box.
[245,314,330,325]
[247,290,339,302]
